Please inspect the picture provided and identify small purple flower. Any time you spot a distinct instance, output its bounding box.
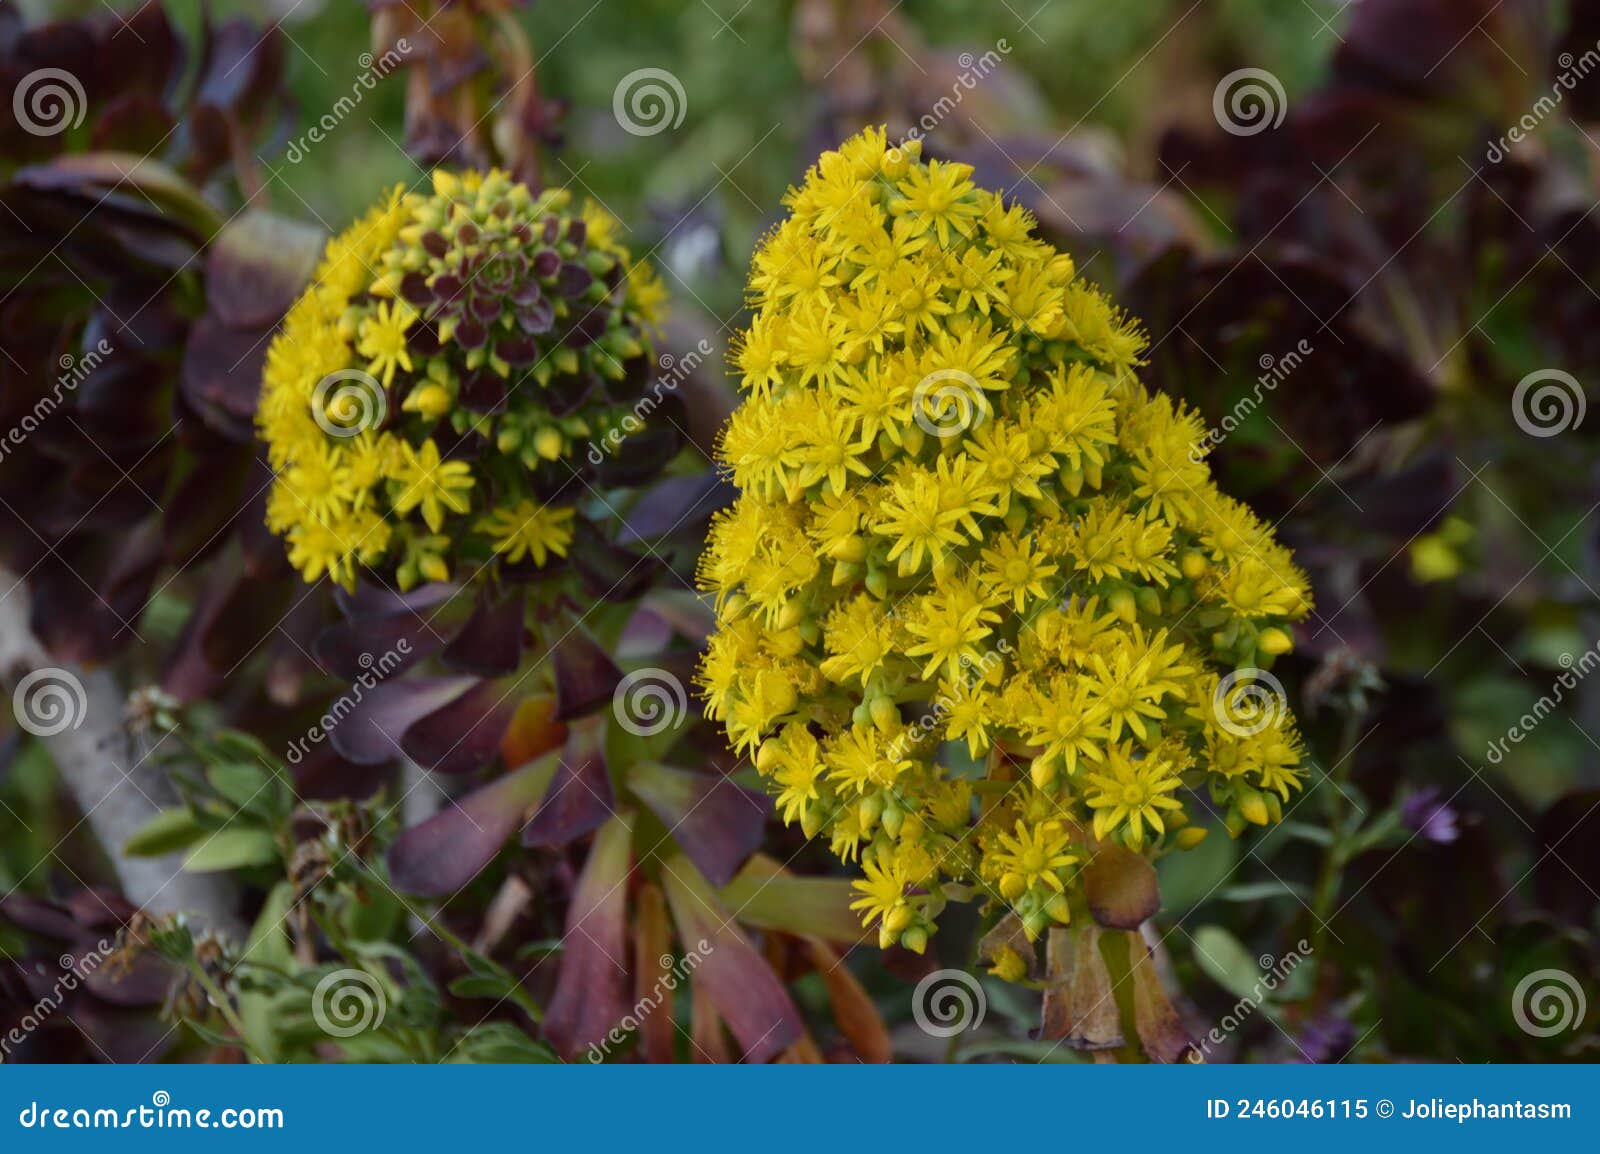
[1401,786,1460,844]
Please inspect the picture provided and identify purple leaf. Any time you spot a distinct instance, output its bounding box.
[661,856,803,1063]
[543,814,634,1059]
[387,756,559,896]
[629,762,767,887]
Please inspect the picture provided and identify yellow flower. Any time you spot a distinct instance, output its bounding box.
[391,439,474,532]
[476,501,575,567]
[357,299,415,387]
[697,128,1313,964]
[258,170,670,591]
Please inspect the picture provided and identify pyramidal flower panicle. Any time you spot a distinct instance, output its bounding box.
[259,169,669,592]
[697,128,1313,960]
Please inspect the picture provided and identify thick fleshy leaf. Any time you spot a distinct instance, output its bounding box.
[551,627,623,721]
[1129,933,1197,1063]
[499,694,568,768]
[521,725,615,848]
[629,762,767,887]
[718,855,863,943]
[441,590,524,677]
[661,854,803,1063]
[204,210,325,328]
[334,581,455,621]
[567,522,663,604]
[616,474,734,545]
[386,755,560,896]
[1085,845,1161,929]
[1039,926,1123,1050]
[313,612,441,681]
[633,883,676,1063]
[400,678,518,777]
[543,813,634,1060]
[804,938,890,1063]
[327,677,476,766]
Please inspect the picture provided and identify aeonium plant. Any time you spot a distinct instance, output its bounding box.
[255,169,881,1062]
[698,128,1315,1060]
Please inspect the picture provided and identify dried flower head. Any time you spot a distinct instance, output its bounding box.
[697,128,1314,954]
[259,169,669,590]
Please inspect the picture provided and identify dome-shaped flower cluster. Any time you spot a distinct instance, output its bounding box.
[697,129,1314,956]
[260,169,668,590]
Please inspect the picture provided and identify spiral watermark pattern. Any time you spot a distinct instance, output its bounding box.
[612,668,688,737]
[1511,968,1587,1038]
[912,369,986,438]
[1512,369,1585,438]
[12,68,87,137]
[613,68,687,137]
[311,968,386,1038]
[1213,68,1287,137]
[11,667,88,737]
[911,968,987,1038]
[1212,668,1288,738]
[311,369,387,437]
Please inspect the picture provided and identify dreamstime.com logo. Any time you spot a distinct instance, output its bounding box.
[1,940,113,1059]
[312,369,388,437]
[612,668,688,738]
[10,667,88,738]
[1512,369,1586,438]
[1511,969,1587,1039]
[311,968,387,1038]
[613,67,686,136]
[912,370,987,438]
[1213,68,1287,136]
[1211,668,1288,738]
[912,968,986,1038]
[12,67,86,136]
[585,938,712,1061]
[17,1092,283,1130]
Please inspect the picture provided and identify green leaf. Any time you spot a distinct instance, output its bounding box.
[448,1023,558,1064]
[183,828,280,873]
[207,762,272,810]
[123,808,205,857]
[1191,924,1266,1001]
[1220,880,1310,903]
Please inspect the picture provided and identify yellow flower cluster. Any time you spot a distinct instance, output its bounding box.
[259,170,668,590]
[697,129,1314,954]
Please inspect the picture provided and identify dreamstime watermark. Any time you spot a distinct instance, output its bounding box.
[1486,40,1600,163]
[1197,939,1313,1056]
[890,639,1012,761]
[1213,68,1287,136]
[912,968,986,1038]
[1190,338,1313,462]
[586,339,714,463]
[1511,968,1587,1038]
[1485,638,1600,765]
[311,369,388,437]
[912,369,988,438]
[0,939,112,1060]
[10,667,88,738]
[612,667,688,738]
[584,938,712,1062]
[16,1092,283,1130]
[893,40,1012,155]
[0,339,113,465]
[285,641,411,765]
[1212,668,1289,738]
[1511,369,1585,438]
[311,968,386,1038]
[613,68,686,137]
[283,41,412,164]
[11,67,86,137]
